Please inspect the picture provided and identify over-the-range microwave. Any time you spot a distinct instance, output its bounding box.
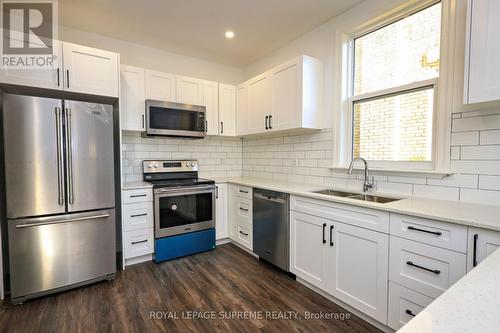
[144,100,206,138]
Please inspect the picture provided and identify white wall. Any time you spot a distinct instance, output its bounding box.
[59,26,244,85]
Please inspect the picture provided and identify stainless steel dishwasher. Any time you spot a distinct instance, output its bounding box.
[253,188,290,272]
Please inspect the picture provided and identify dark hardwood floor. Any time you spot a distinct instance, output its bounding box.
[0,243,381,333]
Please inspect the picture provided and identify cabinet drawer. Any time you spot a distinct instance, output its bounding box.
[388,282,434,330]
[122,202,153,231]
[390,214,467,253]
[389,236,466,298]
[290,195,389,233]
[123,228,154,259]
[235,185,252,199]
[236,221,253,251]
[235,197,252,222]
[123,188,152,204]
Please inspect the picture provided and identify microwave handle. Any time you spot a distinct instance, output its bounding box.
[142,114,145,129]
[220,121,224,134]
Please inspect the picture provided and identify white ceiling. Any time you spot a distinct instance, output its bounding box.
[59,0,364,67]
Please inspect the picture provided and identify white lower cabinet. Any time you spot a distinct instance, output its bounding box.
[122,187,154,265]
[215,184,228,240]
[388,282,434,330]
[467,227,500,272]
[290,210,389,324]
[228,184,253,250]
[389,236,466,299]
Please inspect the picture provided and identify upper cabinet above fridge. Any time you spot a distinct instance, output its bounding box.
[0,41,120,98]
[464,0,500,104]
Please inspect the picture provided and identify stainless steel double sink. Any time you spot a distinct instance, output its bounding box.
[312,189,401,204]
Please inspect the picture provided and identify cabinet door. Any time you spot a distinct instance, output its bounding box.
[219,84,236,136]
[271,61,301,131]
[290,211,329,290]
[62,42,119,97]
[215,184,228,240]
[466,0,500,103]
[236,83,249,135]
[203,80,219,136]
[0,42,63,90]
[176,75,204,105]
[145,70,176,102]
[327,222,389,324]
[120,65,145,131]
[247,74,271,134]
[467,227,500,271]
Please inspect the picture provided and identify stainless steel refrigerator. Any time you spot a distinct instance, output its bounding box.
[2,94,116,304]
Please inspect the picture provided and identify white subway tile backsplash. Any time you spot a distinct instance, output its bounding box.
[479,175,500,190]
[460,145,500,160]
[427,174,478,188]
[460,189,500,206]
[451,160,500,175]
[375,182,413,196]
[480,130,500,145]
[413,185,460,201]
[452,114,500,132]
[451,131,479,146]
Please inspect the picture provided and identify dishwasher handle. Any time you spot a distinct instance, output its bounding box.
[254,191,288,204]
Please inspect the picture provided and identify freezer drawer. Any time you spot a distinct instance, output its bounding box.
[8,210,116,303]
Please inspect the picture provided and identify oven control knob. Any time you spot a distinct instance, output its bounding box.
[148,163,153,168]
[191,163,195,167]
[186,163,190,167]
[154,163,158,168]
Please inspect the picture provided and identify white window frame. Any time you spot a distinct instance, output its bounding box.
[333,0,456,175]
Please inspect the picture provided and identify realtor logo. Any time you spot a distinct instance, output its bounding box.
[1,0,58,69]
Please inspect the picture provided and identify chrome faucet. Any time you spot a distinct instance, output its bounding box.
[348,157,375,192]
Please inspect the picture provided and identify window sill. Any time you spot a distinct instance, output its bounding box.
[331,165,453,179]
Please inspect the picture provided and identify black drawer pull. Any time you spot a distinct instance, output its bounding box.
[130,213,147,218]
[405,309,416,317]
[239,207,248,212]
[330,225,334,246]
[473,234,479,267]
[407,226,442,236]
[239,189,249,194]
[130,194,147,198]
[239,231,249,236]
[406,261,440,275]
[131,239,148,245]
[322,223,326,244]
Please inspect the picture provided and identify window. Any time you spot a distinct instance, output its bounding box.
[350,3,442,166]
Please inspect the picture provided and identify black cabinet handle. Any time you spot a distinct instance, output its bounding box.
[330,225,334,246]
[239,207,248,212]
[130,194,147,198]
[406,261,440,275]
[407,226,442,236]
[322,223,326,244]
[220,121,224,134]
[142,114,145,129]
[239,189,248,194]
[131,239,148,245]
[130,213,147,218]
[56,68,60,86]
[66,69,70,88]
[473,234,479,267]
[405,309,416,317]
[269,115,273,129]
[239,231,249,236]
[265,116,269,129]
[215,186,219,199]
[205,120,208,132]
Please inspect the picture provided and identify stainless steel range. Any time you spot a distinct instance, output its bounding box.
[143,160,216,262]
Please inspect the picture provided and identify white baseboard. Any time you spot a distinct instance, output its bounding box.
[124,254,153,267]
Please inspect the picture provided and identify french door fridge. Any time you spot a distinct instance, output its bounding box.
[2,94,116,304]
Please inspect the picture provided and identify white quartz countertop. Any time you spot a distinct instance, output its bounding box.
[399,247,500,333]
[122,181,153,190]
[213,176,500,231]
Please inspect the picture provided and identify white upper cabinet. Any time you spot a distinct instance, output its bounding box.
[0,41,119,97]
[236,83,249,135]
[120,65,145,131]
[176,75,204,105]
[62,42,119,97]
[236,55,323,136]
[247,73,272,134]
[203,80,219,136]
[0,42,63,90]
[145,70,176,102]
[219,84,236,136]
[464,0,500,104]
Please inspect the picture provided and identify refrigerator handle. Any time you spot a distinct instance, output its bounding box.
[55,107,64,205]
[65,108,74,204]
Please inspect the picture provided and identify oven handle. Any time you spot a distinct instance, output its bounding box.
[155,186,215,194]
